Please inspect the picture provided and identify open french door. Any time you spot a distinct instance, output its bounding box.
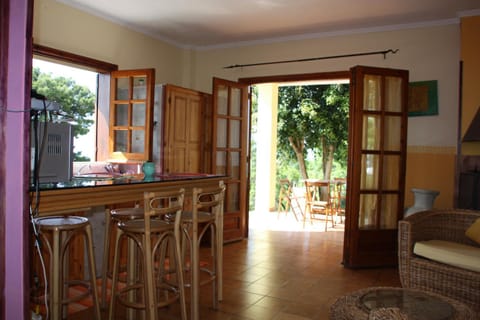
[108,69,155,162]
[212,78,250,242]
[343,66,409,268]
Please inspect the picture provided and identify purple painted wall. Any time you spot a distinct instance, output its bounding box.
[5,0,30,318]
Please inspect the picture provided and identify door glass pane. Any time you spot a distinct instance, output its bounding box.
[215,151,227,174]
[230,152,240,179]
[380,194,398,229]
[229,119,240,148]
[116,78,129,100]
[383,155,399,190]
[131,130,144,153]
[227,183,240,212]
[359,193,377,229]
[217,118,227,148]
[385,76,402,112]
[132,103,146,126]
[115,104,129,126]
[216,85,228,115]
[230,88,241,117]
[133,76,146,99]
[361,154,379,189]
[114,130,128,152]
[363,75,381,111]
[362,115,380,150]
[384,116,401,151]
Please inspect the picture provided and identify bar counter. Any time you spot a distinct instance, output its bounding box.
[30,173,226,214]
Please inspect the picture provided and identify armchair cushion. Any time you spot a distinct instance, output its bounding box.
[466,218,480,244]
[398,209,480,314]
[414,239,480,272]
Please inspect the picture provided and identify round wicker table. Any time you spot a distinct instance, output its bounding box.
[329,287,475,320]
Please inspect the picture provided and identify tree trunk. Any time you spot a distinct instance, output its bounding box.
[288,136,308,179]
[321,138,335,180]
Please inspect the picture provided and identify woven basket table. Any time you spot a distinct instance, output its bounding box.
[329,287,475,320]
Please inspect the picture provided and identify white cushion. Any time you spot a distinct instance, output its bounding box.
[413,240,480,273]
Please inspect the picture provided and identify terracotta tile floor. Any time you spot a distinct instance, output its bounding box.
[71,211,401,319]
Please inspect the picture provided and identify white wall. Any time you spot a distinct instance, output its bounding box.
[34,0,187,87]
[34,0,461,148]
[193,24,461,147]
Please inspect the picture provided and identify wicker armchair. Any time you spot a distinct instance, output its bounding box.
[398,209,480,314]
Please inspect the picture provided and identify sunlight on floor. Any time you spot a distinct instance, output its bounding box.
[249,210,345,233]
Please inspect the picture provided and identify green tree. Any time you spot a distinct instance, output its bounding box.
[277,84,349,181]
[31,67,95,160]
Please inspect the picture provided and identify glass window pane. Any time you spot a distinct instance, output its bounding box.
[217,118,227,148]
[362,115,380,150]
[380,194,398,229]
[230,152,240,179]
[131,130,144,153]
[361,154,379,189]
[359,193,377,229]
[116,77,129,100]
[383,155,400,190]
[132,103,146,126]
[363,75,381,111]
[230,88,241,117]
[133,76,146,99]
[215,151,227,174]
[384,116,401,151]
[385,76,402,112]
[114,130,128,152]
[229,119,240,148]
[216,85,228,115]
[227,183,240,212]
[115,104,129,126]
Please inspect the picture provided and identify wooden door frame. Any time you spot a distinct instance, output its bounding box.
[239,70,350,235]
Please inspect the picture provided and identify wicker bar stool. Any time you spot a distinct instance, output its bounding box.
[181,181,225,320]
[33,215,101,320]
[100,205,144,309]
[108,189,187,320]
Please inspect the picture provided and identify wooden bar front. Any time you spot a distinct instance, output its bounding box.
[31,174,225,215]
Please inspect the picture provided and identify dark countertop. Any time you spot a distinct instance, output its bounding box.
[30,173,225,191]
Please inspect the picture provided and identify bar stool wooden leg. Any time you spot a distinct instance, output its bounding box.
[84,223,102,320]
[181,182,225,320]
[34,216,101,320]
[108,190,187,320]
[51,229,61,320]
[101,209,111,309]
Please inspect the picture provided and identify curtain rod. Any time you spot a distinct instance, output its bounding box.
[223,49,399,69]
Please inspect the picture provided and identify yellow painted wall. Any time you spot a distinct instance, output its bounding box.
[405,147,456,208]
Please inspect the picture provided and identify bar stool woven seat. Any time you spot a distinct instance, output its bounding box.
[33,215,101,320]
[101,206,144,308]
[108,189,187,320]
[181,182,225,320]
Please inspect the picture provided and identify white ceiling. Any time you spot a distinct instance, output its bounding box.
[57,0,480,49]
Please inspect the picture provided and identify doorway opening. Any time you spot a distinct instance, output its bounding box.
[247,74,350,234]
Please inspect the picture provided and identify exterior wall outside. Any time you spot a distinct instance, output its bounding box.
[254,84,278,212]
